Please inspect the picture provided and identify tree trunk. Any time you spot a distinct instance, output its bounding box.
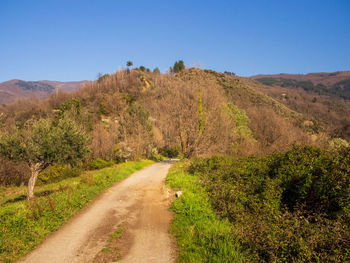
[27,163,41,200]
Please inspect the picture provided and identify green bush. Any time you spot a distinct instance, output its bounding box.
[89,158,115,170]
[271,145,350,217]
[187,146,350,262]
[113,143,132,163]
[38,164,81,184]
[146,145,164,161]
[160,145,180,158]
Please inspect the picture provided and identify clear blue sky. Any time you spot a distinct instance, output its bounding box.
[1,0,349,81]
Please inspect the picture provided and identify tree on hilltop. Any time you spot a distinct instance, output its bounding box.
[224,71,236,76]
[0,115,89,200]
[126,60,133,72]
[171,60,185,74]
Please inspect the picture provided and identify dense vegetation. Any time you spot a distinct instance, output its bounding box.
[250,77,350,141]
[16,80,55,92]
[0,64,349,262]
[256,77,350,100]
[184,146,350,262]
[166,162,244,262]
[333,78,350,100]
[170,60,185,73]
[0,161,152,262]
[0,67,323,189]
[0,114,89,199]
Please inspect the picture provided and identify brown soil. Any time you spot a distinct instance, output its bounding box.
[19,161,176,263]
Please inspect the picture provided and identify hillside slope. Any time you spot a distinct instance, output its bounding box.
[0,79,89,105]
[0,67,342,187]
[0,68,327,161]
[249,73,350,140]
[251,71,350,100]
[252,71,350,86]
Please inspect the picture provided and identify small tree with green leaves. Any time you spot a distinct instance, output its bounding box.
[153,67,160,74]
[0,115,89,199]
[126,61,133,73]
[172,60,185,73]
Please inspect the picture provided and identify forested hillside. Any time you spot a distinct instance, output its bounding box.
[0,67,326,185]
[248,75,350,141]
[1,67,344,184]
[251,71,350,100]
[1,65,349,262]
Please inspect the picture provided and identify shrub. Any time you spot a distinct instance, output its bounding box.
[113,143,132,163]
[38,164,81,184]
[89,158,115,170]
[271,145,350,216]
[0,158,29,186]
[153,67,160,74]
[187,146,350,262]
[160,145,180,158]
[328,137,349,151]
[146,145,163,161]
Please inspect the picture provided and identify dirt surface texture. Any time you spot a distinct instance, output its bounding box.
[20,161,176,263]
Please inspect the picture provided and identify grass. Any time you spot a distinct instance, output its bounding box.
[98,224,125,260]
[111,225,125,239]
[166,161,244,263]
[0,160,153,262]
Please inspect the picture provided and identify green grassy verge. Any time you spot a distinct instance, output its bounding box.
[166,161,244,263]
[0,160,153,262]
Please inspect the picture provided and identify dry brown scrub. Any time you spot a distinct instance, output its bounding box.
[249,80,350,140]
[0,68,323,185]
[246,107,311,153]
[140,71,236,157]
[0,158,29,186]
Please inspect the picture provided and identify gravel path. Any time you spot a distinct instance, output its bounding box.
[20,161,176,263]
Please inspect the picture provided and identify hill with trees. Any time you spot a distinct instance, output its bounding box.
[2,66,345,188]
[248,73,350,141]
[251,71,350,92]
[1,64,349,262]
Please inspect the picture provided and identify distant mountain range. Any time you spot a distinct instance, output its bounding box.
[251,71,350,100]
[0,79,90,105]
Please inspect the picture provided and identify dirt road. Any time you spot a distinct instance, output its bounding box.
[20,161,176,263]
